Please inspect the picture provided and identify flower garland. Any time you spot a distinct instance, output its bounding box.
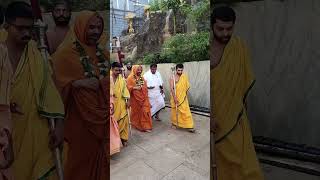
[75,41,110,79]
[134,75,144,87]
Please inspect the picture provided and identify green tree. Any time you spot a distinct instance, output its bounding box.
[166,0,180,34]
[159,32,209,63]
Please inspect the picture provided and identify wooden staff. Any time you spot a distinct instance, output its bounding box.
[211,105,217,180]
[171,67,179,128]
[125,98,132,138]
[211,131,217,180]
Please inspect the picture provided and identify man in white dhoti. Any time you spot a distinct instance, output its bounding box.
[143,64,165,121]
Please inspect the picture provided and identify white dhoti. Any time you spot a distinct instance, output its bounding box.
[144,70,165,116]
[148,87,165,116]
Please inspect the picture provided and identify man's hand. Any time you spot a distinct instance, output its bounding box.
[49,119,64,150]
[10,103,24,115]
[0,128,14,169]
[174,96,179,105]
[73,77,100,90]
[134,86,142,90]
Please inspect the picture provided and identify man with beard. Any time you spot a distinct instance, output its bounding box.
[124,62,132,79]
[1,2,65,179]
[127,65,152,132]
[111,62,130,146]
[46,0,71,54]
[170,64,195,133]
[52,10,108,180]
[211,6,264,180]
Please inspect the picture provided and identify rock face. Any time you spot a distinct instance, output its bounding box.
[120,9,187,60]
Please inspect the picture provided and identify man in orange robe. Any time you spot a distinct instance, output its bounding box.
[127,65,152,132]
[52,11,108,180]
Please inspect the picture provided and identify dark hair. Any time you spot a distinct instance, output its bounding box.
[111,62,122,68]
[150,64,157,68]
[53,0,71,11]
[0,6,4,25]
[176,64,184,69]
[211,6,236,28]
[5,1,34,24]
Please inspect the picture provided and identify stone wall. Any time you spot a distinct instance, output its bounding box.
[232,0,320,148]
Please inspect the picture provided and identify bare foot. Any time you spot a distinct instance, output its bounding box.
[171,124,177,129]
[145,130,152,133]
[188,128,196,133]
[121,139,128,147]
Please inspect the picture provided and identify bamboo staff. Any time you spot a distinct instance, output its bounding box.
[125,98,132,138]
[171,67,179,128]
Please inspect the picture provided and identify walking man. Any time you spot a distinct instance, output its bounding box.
[143,63,165,121]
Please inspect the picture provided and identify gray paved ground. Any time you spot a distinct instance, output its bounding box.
[110,108,320,180]
[110,108,210,180]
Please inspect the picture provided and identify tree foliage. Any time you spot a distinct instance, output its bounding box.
[143,32,209,64]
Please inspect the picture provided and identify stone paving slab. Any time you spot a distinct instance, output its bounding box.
[166,132,209,157]
[110,108,210,180]
[162,164,208,180]
[143,147,185,177]
[111,108,320,180]
[182,143,210,178]
[134,129,184,153]
[111,160,162,180]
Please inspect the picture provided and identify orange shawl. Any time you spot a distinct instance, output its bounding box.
[127,65,152,131]
[51,11,109,180]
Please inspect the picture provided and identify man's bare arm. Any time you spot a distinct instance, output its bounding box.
[169,78,175,96]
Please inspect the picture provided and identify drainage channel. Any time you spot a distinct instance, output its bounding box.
[164,104,210,117]
[254,136,320,176]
